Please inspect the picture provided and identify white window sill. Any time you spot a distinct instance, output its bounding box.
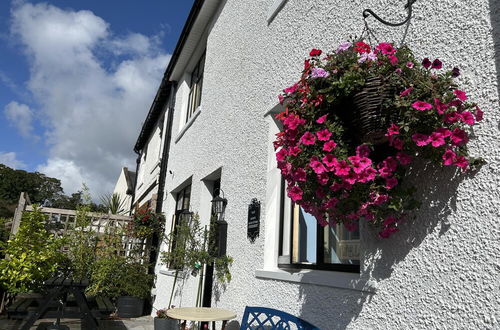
[175,107,201,143]
[255,268,376,293]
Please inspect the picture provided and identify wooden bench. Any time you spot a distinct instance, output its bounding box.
[95,296,115,316]
[240,306,319,330]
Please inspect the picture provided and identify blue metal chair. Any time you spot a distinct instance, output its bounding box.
[240,306,319,329]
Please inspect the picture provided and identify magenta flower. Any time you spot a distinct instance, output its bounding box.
[317,173,329,186]
[475,106,484,121]
[275,148,288,161]
[348,155,371,174]
[310,67,330,78]
[454,156,469,171]
[383,216,398,226]
[376,42,397,55]
[434,98,448,114]
[278,94,284,105]
[284,114,305,130]
[288,186,303,201]
[343,172,358,185]
[400,87,413,97]
[396,152,412,165]
[322,154,337,168]
[316,129,332,141]
[444,111,461,124]
[450,128,468,146]
[316,114,328,124]
[334,160,350,176]
[431,58,443,69]
[300,131,316,145]
[379,226,399,239]
[461,112,475,125]
[288,146,302,156]
[442,149,456,166]
[356,144,371,157]
[391,138,404,150]
[429,132,445,147]
[357,167,377,183]
[386,123,400,136]
[385,177,398,189]
[412,133,430,146]
[324,197,338,209]
[323,140,337,151]
[358,51,378,63]
[412,101,433,111]
[388,55,398,66]
[435,128,452,138]
[451,67,460,77]
[292,168,307,182]
[422,57,432,68]
[372,194,389,205]
[406,61,414,68]
[453,89,468,101]
[283,83,299,94]
[310,159,327,174]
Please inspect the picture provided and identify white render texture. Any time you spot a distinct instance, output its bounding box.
[153,0,500,329]
[112,167,133,212]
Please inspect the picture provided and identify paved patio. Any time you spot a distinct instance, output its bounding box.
[0,315,154,329]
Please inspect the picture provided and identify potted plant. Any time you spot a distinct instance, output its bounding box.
[274,41,484,238]
[115,260,153,318]
[154,308,179,330]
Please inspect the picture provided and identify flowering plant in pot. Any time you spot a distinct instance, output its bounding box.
[129,208,165,239]
[154,308,179,330]
[274,41,484,238]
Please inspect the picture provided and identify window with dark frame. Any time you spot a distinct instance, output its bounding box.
[278,178,360,273]
[186,52,206,123]
[168,184,191,269]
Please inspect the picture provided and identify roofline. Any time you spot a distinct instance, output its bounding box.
[134,0,206,153]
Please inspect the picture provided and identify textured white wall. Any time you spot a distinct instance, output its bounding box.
[153,0,500,328]
[112,168,132,212]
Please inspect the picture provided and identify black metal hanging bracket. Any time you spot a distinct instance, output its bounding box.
[363,0,417,27]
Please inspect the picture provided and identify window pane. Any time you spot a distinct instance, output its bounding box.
[291,205,316,264]
[324,224,360,265]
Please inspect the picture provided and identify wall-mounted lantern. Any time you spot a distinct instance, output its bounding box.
[211,189,228,257]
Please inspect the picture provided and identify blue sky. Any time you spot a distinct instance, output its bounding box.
[0,0,194,197]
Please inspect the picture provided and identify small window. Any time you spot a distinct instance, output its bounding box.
[169,184,191,268]
[278,179,360,273]
[186,52,206,122]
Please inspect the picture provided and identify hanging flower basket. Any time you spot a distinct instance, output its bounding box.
[274,41,484,238]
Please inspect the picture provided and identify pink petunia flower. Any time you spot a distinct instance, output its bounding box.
[292,168,307,182]
[322,154,337,168]
[310,159,327,174]
[288,146,302,156]
[300,131,316,145]
[278,94,284,105]
[454,156,469,171]
[284,114,306,130]
[334,160,350,176]
[288,186,303,201]
[372,193,389,205]
[276,148,288,161]
[435,128,452,138]
[388,55,399,66]
[422,57,432,68]
[376,42,397,55]
[316,129,332,141]
[450,128,469,146]
[406,61,414,68]
[310,67,330,78]
[357,167,377,183]
[386,123,400,136]
[317,173,330,186]
[431,58,443,69]
[385,177,398,189]
[383,216,398,226]
[396,152,412,165]
[434,98,448,114]
[391,138,404,150]
[442,149,456,166]
[356,144,371,157]
[316,114,328,124]
[412,101,433,111]
[379,226,399,238]
[475,106,484,121]
[343,172,358,185]
[461,112,475,125]
[412,133,430,146]
[453,89,468,101]
[323,140,337,151]
[429,132,446,147]
[283,83,299,94]
[444,111,461,124]
[400,87,413,97]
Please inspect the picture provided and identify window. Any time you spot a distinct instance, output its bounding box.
[168,184,191,268]
[278,179,360,273]
[186,52,206,122]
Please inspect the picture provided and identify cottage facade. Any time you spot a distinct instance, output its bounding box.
[133,0,500,328]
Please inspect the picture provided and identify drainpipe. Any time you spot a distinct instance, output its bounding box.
[129,152,141,216]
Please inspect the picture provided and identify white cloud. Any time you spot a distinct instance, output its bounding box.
[9,2,170,197]
[4,101,36,138]
[0,152,26,169]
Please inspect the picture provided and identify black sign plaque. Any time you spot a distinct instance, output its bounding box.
[247,198,260,242]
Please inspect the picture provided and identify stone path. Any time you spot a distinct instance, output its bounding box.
[0,315,154,329]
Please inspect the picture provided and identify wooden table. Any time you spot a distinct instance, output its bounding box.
[20,276,98,330]
[166,307,236,330]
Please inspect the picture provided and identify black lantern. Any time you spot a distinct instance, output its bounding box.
[180,209,193,224]
[211,189,227,222]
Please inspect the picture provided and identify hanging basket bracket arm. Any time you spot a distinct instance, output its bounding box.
[363,0,417,27]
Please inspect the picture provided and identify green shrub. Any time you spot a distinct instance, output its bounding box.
[0,206,67,293]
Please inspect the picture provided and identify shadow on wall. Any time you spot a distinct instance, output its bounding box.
[490,0,500,116]
[296,162,467,329]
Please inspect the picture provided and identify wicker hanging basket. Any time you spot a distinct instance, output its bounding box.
[351,76,392,144]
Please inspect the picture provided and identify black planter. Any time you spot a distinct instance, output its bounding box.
[116,296,144,318]
[154,317,179,330]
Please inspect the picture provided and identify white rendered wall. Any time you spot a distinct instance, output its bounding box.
[153,1,500,329]
[112,168,132,213]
